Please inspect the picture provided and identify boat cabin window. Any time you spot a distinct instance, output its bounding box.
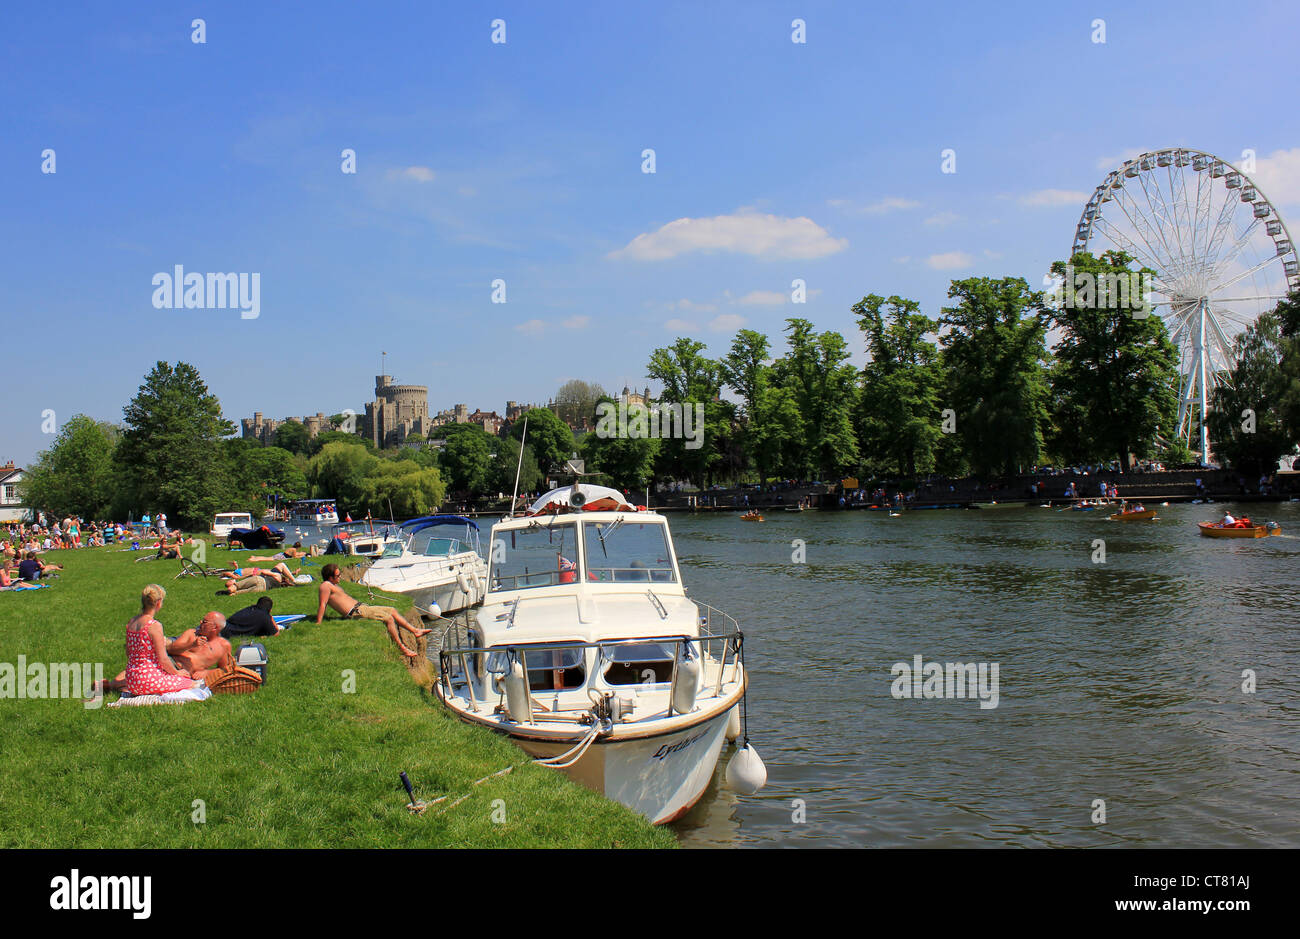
[604,641,675,685]
[380,541,404,559]
[583,521,677,583]
[423,537,461,557]
[489,521,579,591]
[523,645,586,691]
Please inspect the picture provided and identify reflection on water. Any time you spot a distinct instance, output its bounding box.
[670,502,1300,847]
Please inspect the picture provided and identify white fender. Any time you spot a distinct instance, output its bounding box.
[670,646,701,715]
[503,659,533,724]
[456,569,471,595]
[725,706,742,743]
[725,744,767,794]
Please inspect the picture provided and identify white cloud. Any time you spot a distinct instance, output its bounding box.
[709,313,747,332]
[926,251,973,270]
[388,165,435,183]
[670,298,717,313]
[982,249,1002,259]
[664,318,699,332]
[1019,189,1088,207]
[833,196,921,215]
[609,211,847,261]
[562,315,590,329]
[515,319,547,335]
[924,211,961,227]
[1251,147,1300,206]
[734,289,786,306]
[1095,148,1147,171]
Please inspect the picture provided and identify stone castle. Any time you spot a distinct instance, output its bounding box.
[364,375,432,448]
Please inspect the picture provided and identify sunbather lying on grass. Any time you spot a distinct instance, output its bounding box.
[248,541,308,562]
[219,562,299,595]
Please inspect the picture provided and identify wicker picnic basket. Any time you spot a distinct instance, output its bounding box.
[205,659,264,695]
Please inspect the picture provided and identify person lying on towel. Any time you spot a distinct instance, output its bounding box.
[221,596,283,638]
[315,562,431,658]
[219,562,299,595]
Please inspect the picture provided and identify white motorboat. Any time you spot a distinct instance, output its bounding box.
[433,484,765,825]
[360,515,488,615]
[210,512,253,538]
[325,518,405,558]
[287,499,339,526]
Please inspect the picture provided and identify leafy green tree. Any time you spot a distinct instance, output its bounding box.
[1046,252,1179,470]
[20,415,116,519]
[489,435,543,496]
[508,407,575,473]
[1273,290,1300,451]
[115,361,237,528]
[647,338,730,486]
[720,329,773,482]
[581,398,661,490]
[306,441,378,508]
[228,444,309,513]
[552,379,607,429]
[308,429,372,455]
[939,278,1051,477]
[1207,312,1292,475]
[357,462,447,517]
[773,319,859,480]
[271,420,310,454]
[440,424,494,494]
[853,295,944,476]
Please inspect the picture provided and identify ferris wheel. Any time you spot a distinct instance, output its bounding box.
[1071,148,1300,463]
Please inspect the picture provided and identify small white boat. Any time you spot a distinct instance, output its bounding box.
[360,515,488,615]
[325,518,405,558]
[287,499,339,526]
[210,512,253,538]
[433,484,764,825]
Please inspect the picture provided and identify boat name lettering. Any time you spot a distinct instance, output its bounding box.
[651,729,709,761]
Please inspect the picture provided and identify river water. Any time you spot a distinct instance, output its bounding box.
[669,501,1300,847]
[288,505,1300,846]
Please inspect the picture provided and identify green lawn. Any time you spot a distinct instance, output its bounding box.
[0,542,673,848]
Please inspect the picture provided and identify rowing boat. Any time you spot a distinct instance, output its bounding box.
[1197,521,1281,539]
[1110,509,1158,521]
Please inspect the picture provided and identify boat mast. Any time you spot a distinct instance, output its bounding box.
[510,415,529,516]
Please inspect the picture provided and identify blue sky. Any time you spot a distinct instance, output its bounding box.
[3,0,1298,465]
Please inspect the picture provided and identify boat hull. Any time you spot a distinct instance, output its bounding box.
[502,708,734,825]
[1197,522,1279,538]
[1111,509,1157,521]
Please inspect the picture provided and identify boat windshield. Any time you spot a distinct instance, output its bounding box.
[582,520,676,583]
[423,537,464,556]
[379,541,404,559]
[489,521,579,591]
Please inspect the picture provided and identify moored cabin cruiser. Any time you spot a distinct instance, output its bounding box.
[360,515,488,615]
[325,518,405,558]
[210,512,253,538]
[287,499,339,526]
[434,484,765,825]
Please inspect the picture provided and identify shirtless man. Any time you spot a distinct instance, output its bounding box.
[249,541,308,562]
[94,611,232,692]
[314,563,430,658]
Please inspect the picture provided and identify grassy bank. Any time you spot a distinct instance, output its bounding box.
[0,542,673,848]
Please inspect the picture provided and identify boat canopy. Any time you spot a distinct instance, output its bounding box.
[526,484,641,516]
[402,515,479,533]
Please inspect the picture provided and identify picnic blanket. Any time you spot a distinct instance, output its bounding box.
[107,684,213,708]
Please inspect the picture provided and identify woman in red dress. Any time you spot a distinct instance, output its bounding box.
[124,584,196,695]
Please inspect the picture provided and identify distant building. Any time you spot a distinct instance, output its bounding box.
[0,461,31,523]
[240,411,333,445]
[363,375,431,448]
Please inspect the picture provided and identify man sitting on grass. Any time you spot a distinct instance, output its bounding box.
[314,562,431,658]
[18,551,62,580]
[221,596,283,638]
[219,561,299,595]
